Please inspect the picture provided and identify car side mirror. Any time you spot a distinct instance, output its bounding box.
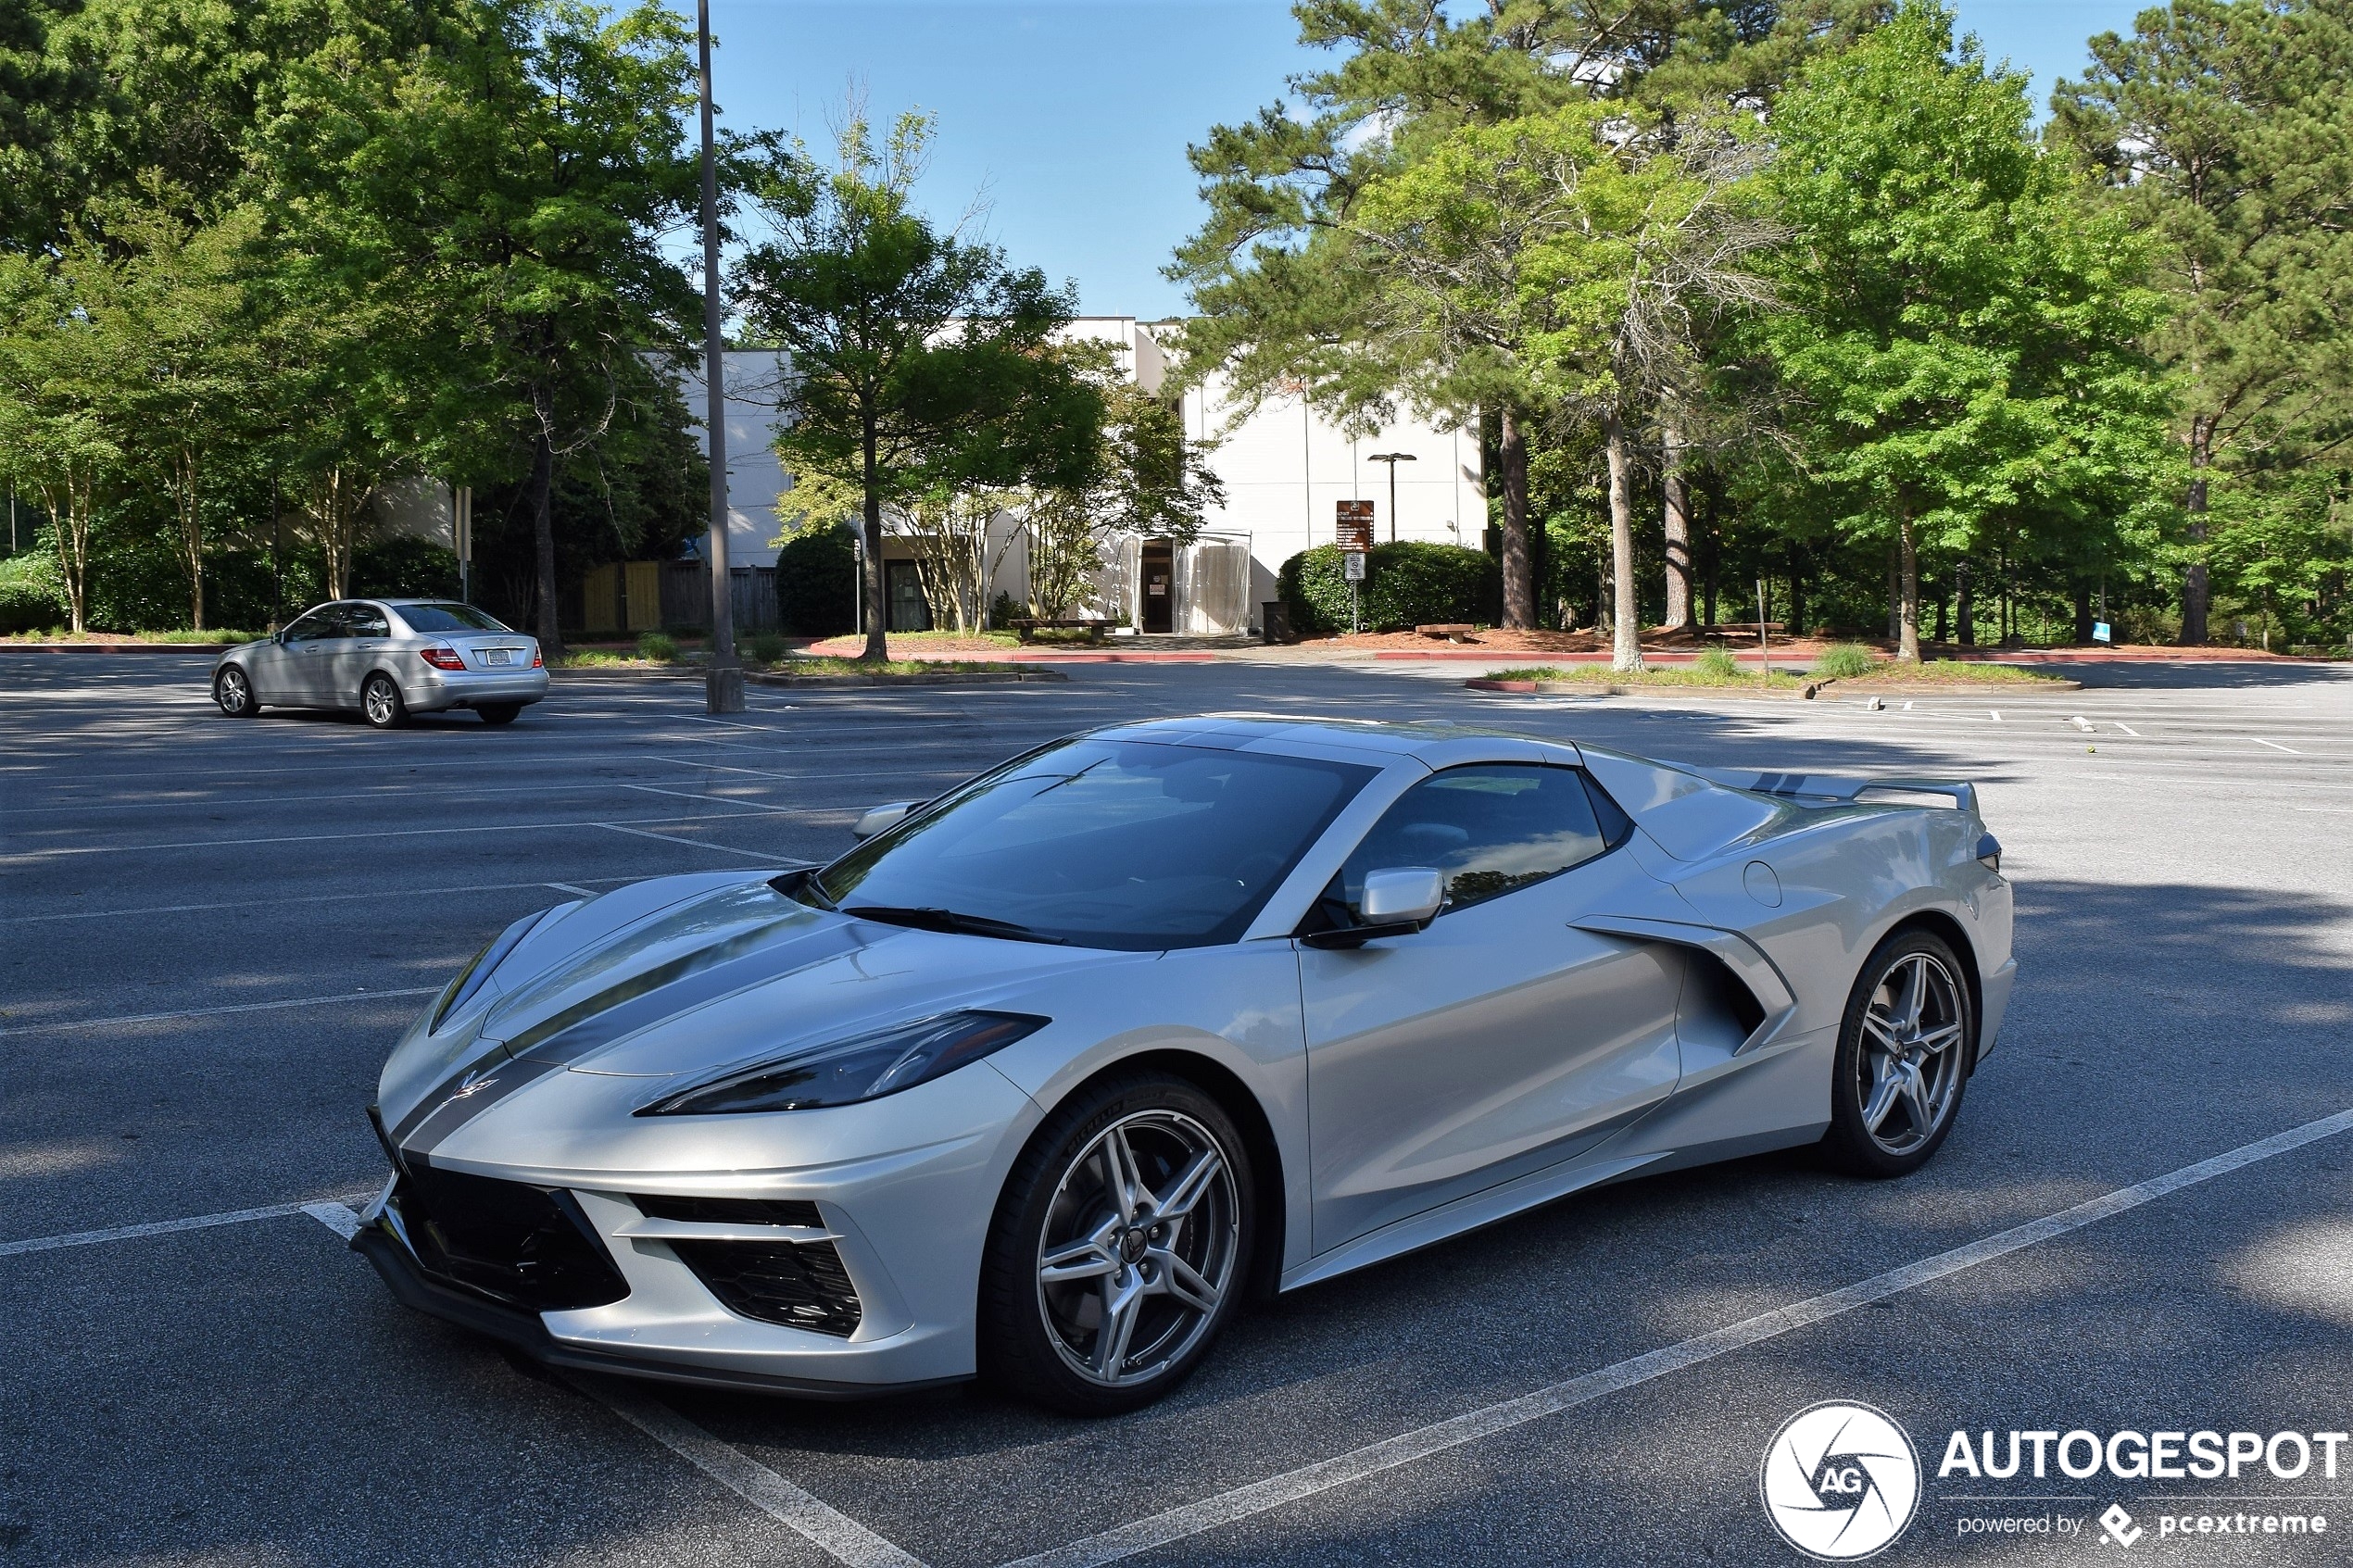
[852,801,921,840]
[1302,866,1446,949]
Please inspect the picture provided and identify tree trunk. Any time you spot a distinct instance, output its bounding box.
[2182,416,2211,644]
[861,420,888,660]
[527,428,562,658]
[1699,475,1719,629]
[1604,410,1643,672]
[1895,510,1921,662]
[1932,581,1948,644]
[1957,563,1974,646]
[177,448,204,632]
[1660,419,1692,630]
[1885,542,1900,643]
[48,479,90,634]
[1498,408,1533,629]
[2072,582,2094,644]
[1786,542,1806,642]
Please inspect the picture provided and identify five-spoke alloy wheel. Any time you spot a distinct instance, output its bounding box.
[212,665,258,717]
[1824,929,1974,1175]
[360,672,407,730]
[982,1073,1252,1413]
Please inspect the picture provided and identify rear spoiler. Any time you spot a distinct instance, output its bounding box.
[1692,768,1979,818]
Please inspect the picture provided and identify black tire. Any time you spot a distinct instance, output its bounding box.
[476,703,522,726]
[979,1071,1253,1415]
[213,665,260,717]
[360,672,407,730]
[1822,928,1975,1177]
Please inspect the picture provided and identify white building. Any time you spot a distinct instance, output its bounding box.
[676,321,1487,636]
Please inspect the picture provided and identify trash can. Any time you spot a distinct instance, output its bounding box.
[1261,601,1293,644]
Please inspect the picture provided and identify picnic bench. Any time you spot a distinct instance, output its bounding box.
[1415,623,1480,643]
[1006,619,1106,645]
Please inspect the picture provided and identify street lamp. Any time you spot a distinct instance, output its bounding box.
[1366,452,1416,543]
[696,0,745,714]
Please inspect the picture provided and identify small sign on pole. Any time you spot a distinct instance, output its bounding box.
[1342,551,1367,583]
[1335,499,1375,553]
[2093,621,2112,644]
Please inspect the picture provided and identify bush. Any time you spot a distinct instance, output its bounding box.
[0,549,68,633]
[748,632,786,664]
[635,631,679,662]
[1277,541,1500,634]
[775,523,857,635]
[1693,646,1742,679]
[1813,643,1881,679]
[988,589,1022,629]
[354,535,460,600]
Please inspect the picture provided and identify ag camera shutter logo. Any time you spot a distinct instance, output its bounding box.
[1760,1401,1922,1561]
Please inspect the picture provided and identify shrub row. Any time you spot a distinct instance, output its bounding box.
[1277,541,1500,634]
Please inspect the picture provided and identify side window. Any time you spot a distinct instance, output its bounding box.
[347,605,389,638]
[282,609,333,642]
[1333,764,1629,919]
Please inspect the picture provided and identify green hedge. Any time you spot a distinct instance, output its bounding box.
[1277,541,1500,634]
[776,523,856,635]
[0,549,67,633]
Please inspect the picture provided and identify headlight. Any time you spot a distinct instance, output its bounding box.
[638,1010,1048,1115]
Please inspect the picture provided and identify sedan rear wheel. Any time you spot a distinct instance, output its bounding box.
[981,1073,1252,1414]
[1823,930,1973,1176]
[213,666,259,717]
[476,703,522,725]
[360,672,407,730]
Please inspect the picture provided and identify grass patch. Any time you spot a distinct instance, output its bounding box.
[774,656,1008,677]
[635,630,680,662]
[555,648,673,669]
[1,628,268,645]
[1812,643,1880,678]
[1862,659,2067,684]
[856,628,1022,648]
[1486,664,1808,688]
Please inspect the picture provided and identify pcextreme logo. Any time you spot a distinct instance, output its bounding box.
[1760,1401,1923,1562]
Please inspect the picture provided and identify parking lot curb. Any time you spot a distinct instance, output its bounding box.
[747,668,1069,687]
[1464,676,2084,698]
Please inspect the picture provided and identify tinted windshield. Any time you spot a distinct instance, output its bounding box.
[815,738,1378,949]
[396,602,510,633]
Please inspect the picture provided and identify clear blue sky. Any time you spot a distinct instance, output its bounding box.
[698,1,2151,320]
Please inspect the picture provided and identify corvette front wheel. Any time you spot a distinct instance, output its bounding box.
[979,1073,1252,1414]
[1823,929,1975,1177]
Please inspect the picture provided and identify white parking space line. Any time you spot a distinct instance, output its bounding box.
[2254,737,2303,754]
[301,1202,362,1239]
[2113,722,2141,736]
[2,877,634,925]
[0,1191,378,1258]
[0,809,794,863]
[598,822,808,864]
[0,985,439,1039]
[582,1379,929,1568]
[545,882,598,897]
[1004,1105,2353,1568]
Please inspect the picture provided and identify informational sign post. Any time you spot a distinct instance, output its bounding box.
[2093,621,2112,644]
[1342,551,1367,582]
[1337,500,1375,633]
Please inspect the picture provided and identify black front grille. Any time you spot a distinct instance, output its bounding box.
[629,1193,824,1229]
[667,1239,862,1337]
[390,1166,630,1313]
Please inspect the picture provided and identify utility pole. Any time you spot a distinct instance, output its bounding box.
[1367,452,1416,543]
[697,0,745,713]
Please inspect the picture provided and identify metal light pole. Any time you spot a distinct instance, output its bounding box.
[697,0,745,713]
[1366,452,1416,543]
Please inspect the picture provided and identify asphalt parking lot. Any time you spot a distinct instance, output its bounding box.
[5,652,2351,1567]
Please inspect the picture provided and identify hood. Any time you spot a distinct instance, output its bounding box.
[377,872,1125,1154]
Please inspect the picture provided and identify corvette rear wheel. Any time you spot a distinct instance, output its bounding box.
[980,1073,1252,1414]
[1824,930,1974,1177]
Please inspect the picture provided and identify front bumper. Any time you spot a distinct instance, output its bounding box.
[400,667,550,712]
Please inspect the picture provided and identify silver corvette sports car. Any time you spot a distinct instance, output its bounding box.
[355,715,2014,1412]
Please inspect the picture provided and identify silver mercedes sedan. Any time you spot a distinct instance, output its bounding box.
[211,599,548,727]
[353,716,2012,1412]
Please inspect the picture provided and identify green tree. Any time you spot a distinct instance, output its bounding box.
[2051,0,2353,643]
[734,112,1101,659]
[1346,105,1779,668]
[273,0,704,654]
[1760,0,2176,660]
[1171,0,1882,630]
[0,238,129,632]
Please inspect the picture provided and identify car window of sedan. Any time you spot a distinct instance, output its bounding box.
[282,609,333,642]
[1331,764,1631,919]
[344,604,389,638]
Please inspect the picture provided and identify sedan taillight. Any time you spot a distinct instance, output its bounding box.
[420,646,467,671]
[530,646,543,669]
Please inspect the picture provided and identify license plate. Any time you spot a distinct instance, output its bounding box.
[484,648,513,666]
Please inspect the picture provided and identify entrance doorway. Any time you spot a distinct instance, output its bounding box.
[1140,540,1174,633]
[885,559,932,632]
